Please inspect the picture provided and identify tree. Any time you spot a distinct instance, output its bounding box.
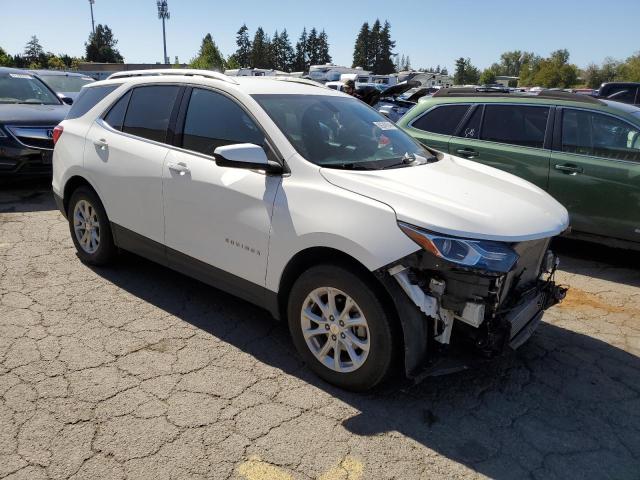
[251,27,271,69]
[352,22,370,69]
[24,35,44,65]
[85,25,123,63]
[47,55,66,70]
[0,46,13,67]
[404,55,411,71]
[279,29,295,72]
[294,28,308,72]
[307,28,319,66]
[618,52,640,82]
[479,68,497,85]
[317,30,331,65]
[234,24,252,68]
[454,57,480,85]
[226,54,241,70]
[368,20,381,72]
[375,21,396,74]
[189,33,226,71]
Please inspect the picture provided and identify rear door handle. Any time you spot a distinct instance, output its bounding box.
[554,164,583,175]
[168,162,190,176]
[93,138,108,150]
[456,148,479,158]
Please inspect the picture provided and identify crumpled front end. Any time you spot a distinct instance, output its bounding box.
[379,236,567,379]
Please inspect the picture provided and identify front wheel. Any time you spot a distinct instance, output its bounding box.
[67,186,116,266]
[287,265,396,391]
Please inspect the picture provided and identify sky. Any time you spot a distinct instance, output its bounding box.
[1,0,639,72]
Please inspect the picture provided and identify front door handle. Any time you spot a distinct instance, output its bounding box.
[456,148,479,158]
[168,162,191,176]
[554,164,583,175]
[93,138,108,150]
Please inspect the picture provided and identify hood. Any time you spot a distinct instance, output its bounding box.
[0,103,69,126]
[380,80,421,98]
[320,154,569,242]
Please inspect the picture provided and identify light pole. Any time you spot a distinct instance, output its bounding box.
[88,0,95,35]
[157,0,170,64]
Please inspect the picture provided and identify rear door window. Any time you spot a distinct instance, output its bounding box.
[561,109,640,162]
[458,105,483,139]
[603,86,638,104]
[411,104,470,135]
[181,88,264,156]
[122,85,181,143]
[481,105,549,148]
[66,84,119,120]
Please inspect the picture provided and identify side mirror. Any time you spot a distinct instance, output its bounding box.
[214,143,282,174]
[61,96,73,105]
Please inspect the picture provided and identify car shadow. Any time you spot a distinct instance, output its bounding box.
[0,178,56,213]
[90,252,640,479]
[552,237,640,287]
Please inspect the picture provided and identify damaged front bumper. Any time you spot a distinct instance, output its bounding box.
[377,238,567,380]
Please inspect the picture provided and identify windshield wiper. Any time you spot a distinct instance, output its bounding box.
[324,162,376,171]
[382,152,436,169]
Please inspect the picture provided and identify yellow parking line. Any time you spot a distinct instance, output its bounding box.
[237,455,364,480]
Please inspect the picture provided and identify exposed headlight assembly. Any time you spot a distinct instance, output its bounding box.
[398,222,519,273]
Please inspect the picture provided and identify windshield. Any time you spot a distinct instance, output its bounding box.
[253,94,432,169]
[0,73,60,105]
[38,74,94,93]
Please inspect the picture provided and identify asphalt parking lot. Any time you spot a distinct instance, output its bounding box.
[1,184,639,480]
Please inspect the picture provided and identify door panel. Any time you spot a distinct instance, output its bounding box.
[448,137,551,190]
[84,121,168,243]
[548,152,640,240]
[162,150,280,286]
[548,108,640,241]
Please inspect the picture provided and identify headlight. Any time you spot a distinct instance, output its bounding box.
[398,222,519,273]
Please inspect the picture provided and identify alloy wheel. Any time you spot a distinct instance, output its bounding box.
[300,287,370,373]
[73,199,100,254]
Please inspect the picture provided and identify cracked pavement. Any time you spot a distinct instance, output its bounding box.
[1,184,639,480]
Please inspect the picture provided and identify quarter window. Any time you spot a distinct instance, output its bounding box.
[481,105,549,148]
[562,109,640,162]
[411,104,470,135]
[103,90,131,131]
[67,85,119,120]
[122,85,181,143]
[181,88,264,155]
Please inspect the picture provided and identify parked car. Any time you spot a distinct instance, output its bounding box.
[596,82,640,106]
[0,67,70,177]
[52,70,568,391]
[398,88,640,250]
[368,80,427,122]
[29,70,95,103]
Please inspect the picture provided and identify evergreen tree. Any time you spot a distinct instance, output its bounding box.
[294,28,308,72]
[85,25,124,63]
[280,29,296,72]
[270,30,286,71]
[23,35,44,66]
[251,27,270,69]
[397,54,405,72]
[189,33,226,71]
[404,55,411,71]
[454,57,467,84]
[234,24,252,68]
[375,21,396,74]
[317,30,331,65]
[352,22,370,69]
[368,20,381,72]
[307,28,319,66]
[0,47,13,67]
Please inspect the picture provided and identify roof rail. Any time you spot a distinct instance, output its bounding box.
[270,77,328,88]
[433,87,604,105]
[106,69,238,85]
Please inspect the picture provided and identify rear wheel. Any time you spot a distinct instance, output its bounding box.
[67,186,116,266]
[287,265,396,391]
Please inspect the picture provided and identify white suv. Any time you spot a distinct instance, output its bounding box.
[52,69,569,391]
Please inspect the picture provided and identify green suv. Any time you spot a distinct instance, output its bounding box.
[398,89,640,249]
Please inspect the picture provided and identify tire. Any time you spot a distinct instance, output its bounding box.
[287,264,396,391]
[67,186,116,266]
